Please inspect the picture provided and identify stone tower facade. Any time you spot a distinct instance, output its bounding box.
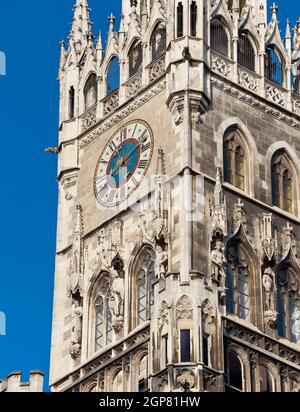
[50,0,300,392]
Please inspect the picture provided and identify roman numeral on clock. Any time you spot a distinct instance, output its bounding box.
[109,141,117,153]
[141,142,151,153]
[96,174,106,185]
[98,183,109,199]
[120,128,127,142]
[138,160,148,169]
[108,189,116,203]
[139,129,148,143]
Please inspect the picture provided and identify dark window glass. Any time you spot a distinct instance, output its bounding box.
[151,24,166,61]
[225,268,235,315]
[211,19,228,56]
[228,351,243,391]
[180,329,191,362]
[107,56,120,94]
[277,288,287,339]
[238,34,255,71]
[265,47,283,86]
[202,335,209,366]
[190,1,197,37]
[69,86,75,119]
[139,380,145,392]
[129,42,143,78]
[177,2,183,38]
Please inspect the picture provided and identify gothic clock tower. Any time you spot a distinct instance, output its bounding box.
[50,0,300,392]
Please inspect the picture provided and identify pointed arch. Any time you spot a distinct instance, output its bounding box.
[238,31,256,71]
[210,17,230,57]
[84,72,97,110]
[87,271,113,356]
[150,21,166,62]
[216,117,258,196]
[129,244,156,330]
[225,227,260,325]
[277,252,300,344]
[265,46,284,86]
[128,39,143,78]
[106,55,120,95]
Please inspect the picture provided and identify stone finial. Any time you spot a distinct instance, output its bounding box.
[271,3,278,21]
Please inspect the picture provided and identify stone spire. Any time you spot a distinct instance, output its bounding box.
[270,2,278,22]
[69,0,93,53]
[96,31,103,63]
[59,40,66,72]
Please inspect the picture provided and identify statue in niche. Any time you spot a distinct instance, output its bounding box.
[262,267,277,313]
[110,269,125,318]
[156,245,168,279]
[70,300,83,358]
[211,240,227,298]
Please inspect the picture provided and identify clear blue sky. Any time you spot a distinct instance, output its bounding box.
[0,0,299,392]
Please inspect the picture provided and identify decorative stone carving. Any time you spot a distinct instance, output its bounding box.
[293,99,300,116]
[103,90,119,116]
[158,301,168,328]
[262,266,277,328]
[210,240,227,300]
[157,374,168,389]
[211,56,231,78]
[238,70,258,92]
[70,300,83,359]
[176,369,195,391]
[260,213,278,262]
[266,84,285,106]
[80,79,166,149]
[210,167,227,239]
[176,295,193,320]
[201,299,215,325]
[233,199,246,234]
[82,105,97,131]
[155,245,168,279]
[68,205,84,298]
[126,72,142,99]
[149,57,165,83]
[282,222,296,259]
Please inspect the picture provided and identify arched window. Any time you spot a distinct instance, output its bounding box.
[69,86,75,119]
[91,274,113,353]
[151,23,166,61]
[134,248,156,327]
[271,150,295,214]
[211,19,229,57]
[138,355,148,392]
[112,370,123,392]
[238,33,255,71]
[226,243,251,321]
[177,2,183,38]
[106,56,120,95]
[223,128,247,191]
[227,351,244,392]
[84,73,97,110]
[265,47,283,86]
[259,365,275,392]
[129,40,143,78]
[190,1,197,37]
[277,267,300,344]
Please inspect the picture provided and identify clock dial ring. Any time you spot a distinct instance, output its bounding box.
[94,120,154,207]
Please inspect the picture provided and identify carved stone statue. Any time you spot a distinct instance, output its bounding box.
[262,267,277,312]
[156,245,168,279]
[211,240,227,298]
[70,300,83,358]
[110,270,125,318]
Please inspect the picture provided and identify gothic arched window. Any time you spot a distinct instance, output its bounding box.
[271,150,295,214]
[277,267,300,344]
[223,128,248,191]
[226,243,251,321]
[151,23,166,62]
[112,370,123,392]
[69,86,75,119]
[190,1,197,37]
[177,2,183,38]
[84,73,97,111]
[91,274,113,353]
[265,47,283,86]
[133,248,156,328]
[129,40,143,78]
[106,56,120,95]
[211,19,229,57]
[227,351,244,392]
[259,365,275,392]
[238,33,255,71]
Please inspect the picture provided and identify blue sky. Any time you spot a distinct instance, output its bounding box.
[0,0,299,392]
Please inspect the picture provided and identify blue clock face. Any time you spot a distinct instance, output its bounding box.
[94,121,153,207]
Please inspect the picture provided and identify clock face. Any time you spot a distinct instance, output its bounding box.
[94,120,154,207]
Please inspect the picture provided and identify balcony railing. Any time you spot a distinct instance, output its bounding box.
[147,54,166,84]
[238,65,260,93]
[81,104,97,132]
[125,70,143,100]
[265,80,286,107]
[102,89,119,116]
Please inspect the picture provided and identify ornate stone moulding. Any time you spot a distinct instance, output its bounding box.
[211,76,300,131]
[79,78,167,150]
